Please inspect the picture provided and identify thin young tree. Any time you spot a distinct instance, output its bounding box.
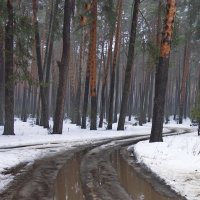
[75,30,84,126]
[32,0,49,128]
[89,0,97,130]
[3,0,14,135]
[107,0,122,130]
[0,4,5,124]
[53,0,71,134]
[150,0,176,142]
[179,41,190,124]
[0,25,4,126]
[81,57,90,129]
[99,36,113,128]
[43,0,60,120]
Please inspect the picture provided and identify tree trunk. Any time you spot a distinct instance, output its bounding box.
[21,82,28,122]
[43,0,59,119]
[3,0,14,135]
[173,78,179,120]
[81,30,93,129]
[117,0,140,130]
[0,26,4,126]
[142,72,151,124]
[32,0,49,128]
[81,63,90,129]
[107,0,122,130]
[147,0,161,123]
[184,76,190,119]
[198,66,200,92]
[147,73,154,122]
[36,93,40,125]
[113,61,120,123]
[128,76,134,121]
[150,0,176,142]
[99,35,113,128]
[75,31,84,126]
[27,84,32,117]
[139,83,145,126]
[89,0,97,130]
[179,41,190,124]
[53,0,71,134]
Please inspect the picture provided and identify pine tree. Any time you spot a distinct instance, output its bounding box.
[53,0,71,134]
[3,0,15,135]
[117,0,140,130]
[89,0,97,130]
[150,0,176,142]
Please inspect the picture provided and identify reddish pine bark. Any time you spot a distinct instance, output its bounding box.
[150,0,176,142]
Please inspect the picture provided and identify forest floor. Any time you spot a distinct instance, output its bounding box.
[0,117,198,200]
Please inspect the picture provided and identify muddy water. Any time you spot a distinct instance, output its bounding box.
[53,153,85,200]
[54,149,174,200]
[111,151,172,200]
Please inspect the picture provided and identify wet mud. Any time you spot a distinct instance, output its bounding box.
[111,150,184,200]
[54,152,85,200]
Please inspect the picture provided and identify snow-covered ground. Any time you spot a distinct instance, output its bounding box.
[0,117,151,192]
[131,118,199,200]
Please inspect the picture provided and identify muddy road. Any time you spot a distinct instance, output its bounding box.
[0,128,191,200]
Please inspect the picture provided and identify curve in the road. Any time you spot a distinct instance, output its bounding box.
[0,127,194,200]
[80,127,194,200]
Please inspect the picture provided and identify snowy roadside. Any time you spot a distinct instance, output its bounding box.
[0,118,151,193]
[130,121,199,200]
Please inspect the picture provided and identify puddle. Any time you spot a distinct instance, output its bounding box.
[53,148,175,200]
[53,153,85,200]
[111,151,172,200]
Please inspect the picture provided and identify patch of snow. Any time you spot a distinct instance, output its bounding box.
[132,125,200,200]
